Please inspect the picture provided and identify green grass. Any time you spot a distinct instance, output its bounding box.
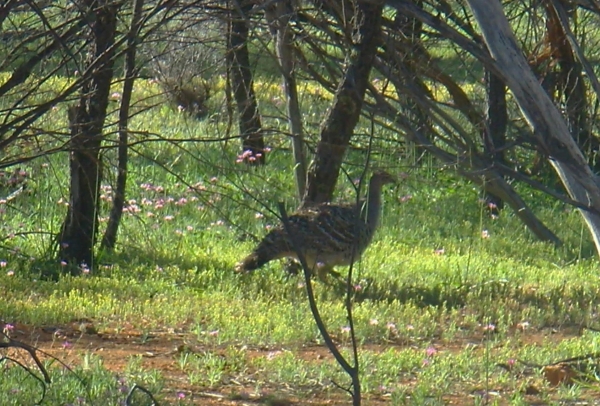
[1,74,600,405]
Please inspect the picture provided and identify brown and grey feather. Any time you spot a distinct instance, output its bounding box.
[235,171,396,279]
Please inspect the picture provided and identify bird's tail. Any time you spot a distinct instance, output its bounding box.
[235,230,291,272]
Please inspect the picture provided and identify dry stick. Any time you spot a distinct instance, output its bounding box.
[0,339,51,384]
[0,356,47,404]
[277,202,360,404]
[0,333,95,403]
[0,335,51,405]
[508,351,600,370]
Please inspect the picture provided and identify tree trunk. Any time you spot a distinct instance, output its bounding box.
[390,2,431,160]
[59,1,118,270]
[0,0,17,28]
[227,1,265,165]
[265,0,307,201]
[101,0,144,251]
[543,1,598,170]
[467,0,600,258]
[302,0,385,207]
[482,69,508,213]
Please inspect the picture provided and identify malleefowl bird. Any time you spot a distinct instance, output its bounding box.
[235,171,396,280]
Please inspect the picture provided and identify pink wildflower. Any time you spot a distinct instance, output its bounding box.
[267,351,282,360]
[483,323,496,332]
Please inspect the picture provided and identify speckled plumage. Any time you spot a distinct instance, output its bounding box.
[236,172,395,279]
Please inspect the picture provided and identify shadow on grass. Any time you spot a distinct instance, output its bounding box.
[29,247,230,281]
[348,279,470,308]
[332,277,599,316]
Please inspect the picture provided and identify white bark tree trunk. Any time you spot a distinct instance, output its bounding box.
[467,0,600,257]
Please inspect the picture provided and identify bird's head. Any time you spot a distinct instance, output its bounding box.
[372,171,397,186]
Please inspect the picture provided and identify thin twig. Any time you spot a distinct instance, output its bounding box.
[277,202,355,377]
[126,384,159,406]
[0,355,47,404]
[0,336,51,384]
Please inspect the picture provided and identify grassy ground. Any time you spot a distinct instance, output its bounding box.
[1,77,600,405]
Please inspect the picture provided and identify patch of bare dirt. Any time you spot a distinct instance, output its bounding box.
[1,322,591,405]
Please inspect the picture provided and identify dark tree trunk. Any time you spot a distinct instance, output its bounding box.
[483,69,508,213]
[390,3,431,159]
[544,2,597,170]
[227,1,265,165]
[0,0,17,28]
[302,0,385,207]
[101,0,144,251]
[59,0,118,270]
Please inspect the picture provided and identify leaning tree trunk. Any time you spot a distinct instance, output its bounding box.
[467,0,600,258]
[265,0,307,200]
[59,1,118,270]
[302,0,385,207]
[227,0,265,165]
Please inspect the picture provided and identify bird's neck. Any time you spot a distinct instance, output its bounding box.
[361,178,383,231]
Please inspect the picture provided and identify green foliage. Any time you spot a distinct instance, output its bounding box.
[0,353,162,406]
[0,75,599,404]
